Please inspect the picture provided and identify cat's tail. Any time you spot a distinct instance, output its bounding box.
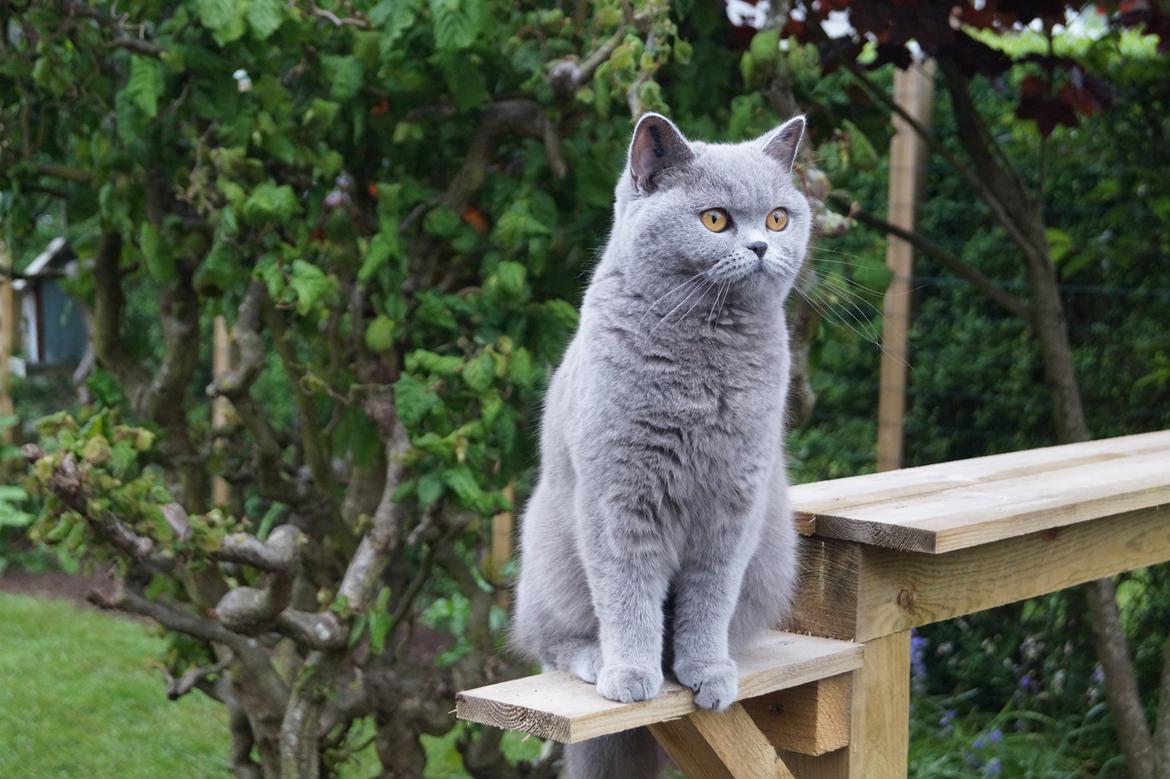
[564,728,666,779]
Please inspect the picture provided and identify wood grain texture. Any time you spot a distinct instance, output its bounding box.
[776,634,910,779]
[455,631,863,743]
[789,507,1170,642]
[792,430,1170,553]
[743,674,852,756]
[651,703,796,779]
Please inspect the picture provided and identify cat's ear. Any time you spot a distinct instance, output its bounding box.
[760,114,806,172]
[628,113,694,194]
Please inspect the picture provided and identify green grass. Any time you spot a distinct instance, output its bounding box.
[0,593,230,778]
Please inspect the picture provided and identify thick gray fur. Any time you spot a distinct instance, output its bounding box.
[512,113,811,779]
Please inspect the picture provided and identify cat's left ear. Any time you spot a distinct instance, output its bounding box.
[760,114,806,172]
[628,113,694,194]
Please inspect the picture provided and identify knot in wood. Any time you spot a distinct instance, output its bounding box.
[896,587,916,610]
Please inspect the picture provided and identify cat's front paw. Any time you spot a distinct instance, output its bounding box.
[596,663,663,703]
[674,657,738,711]
[568,644,603,684]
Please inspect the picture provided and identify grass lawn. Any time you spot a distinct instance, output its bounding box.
[0,592,230,778]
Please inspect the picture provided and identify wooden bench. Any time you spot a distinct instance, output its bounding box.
[456,430,1170,777]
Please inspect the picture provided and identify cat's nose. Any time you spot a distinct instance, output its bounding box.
[747,241,768,259]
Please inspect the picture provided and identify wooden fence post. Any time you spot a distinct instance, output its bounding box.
[211,315,233,506]
[876,60,935,472]
[0,239,15,444]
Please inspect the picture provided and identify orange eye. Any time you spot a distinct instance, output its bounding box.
[700,208,729,232]
[767,207,789,232]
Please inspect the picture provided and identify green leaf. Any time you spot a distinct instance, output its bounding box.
[406,350,463,377]
[430,0,482,52]
[243,183,299,223]
[289,260,336,315]
[194,0,246,44]
[506,347,534,388]
[438,54,489,110]
[394,373,438,427]
[139,223,177,284]
[441,465,493,514]
[462,351,494,393]
[359,232,400,282]
[126,56,163,118]
[323,55,364,101]
[365,315,397,352]
[246,0,284,38]
[417,471,444,504]
[749,29,779,66]
[495,261,527,297]
[372,0,423,49]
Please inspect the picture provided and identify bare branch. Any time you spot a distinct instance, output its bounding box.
[89,581,245,649]
[547,28,626,97]
[164,652,234,700]
[207,281,269,399]
[336,421,411,613]
[826,194,1030,320]
[213,525,305,573]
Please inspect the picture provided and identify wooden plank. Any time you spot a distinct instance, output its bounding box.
[877,61,935,472]
[793,429,1170,518]
[778,633,910,779]
[651,703,795,779]
[788,506,1170,643]
[455,631,863,743]
[813,448,1170,553]
[742,674,851,756]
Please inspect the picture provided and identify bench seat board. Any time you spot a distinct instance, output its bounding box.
[455,631,863,743]
[791,430,1170,553]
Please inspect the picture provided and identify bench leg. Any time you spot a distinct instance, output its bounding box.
[781,631,911,779]
[650,702,796,778]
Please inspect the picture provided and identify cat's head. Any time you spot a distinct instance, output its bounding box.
[612,113,810,297]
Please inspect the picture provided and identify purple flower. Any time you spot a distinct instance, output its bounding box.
[1018,672,1036,692]
[988,728,1003,744]
[939,708,957,732]
[984,757,1003,777]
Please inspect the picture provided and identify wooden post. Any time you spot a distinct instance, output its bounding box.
[782,632,911,779]
[876,61,935,472]
[490,484,515,608]
[211,315,233,506]
[0,239,14,443]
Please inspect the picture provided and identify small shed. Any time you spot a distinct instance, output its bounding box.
[12,237,88,372]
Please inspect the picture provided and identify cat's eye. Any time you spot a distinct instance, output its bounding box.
[767,207,789,232]
[700,208,730,233]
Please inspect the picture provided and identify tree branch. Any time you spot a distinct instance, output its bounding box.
[89,581,245,649]
[336,421,411,613]
[23,445,175,570]
[826,194,1030,320]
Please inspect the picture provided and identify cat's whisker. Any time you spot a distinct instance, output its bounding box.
[652,277,716,332]
[638,271,708,326]
[663,278,719,332]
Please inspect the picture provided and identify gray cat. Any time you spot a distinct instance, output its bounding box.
[512,112,810,779]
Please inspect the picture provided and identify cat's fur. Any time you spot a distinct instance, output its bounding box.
[512,113,810,779]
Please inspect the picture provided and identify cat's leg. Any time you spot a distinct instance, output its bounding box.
[729,475,798,654]
[578,503,672,703]
[670,529,756,711]
[513,483,602,683]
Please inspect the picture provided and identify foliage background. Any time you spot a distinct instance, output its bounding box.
[1,0,1168,776]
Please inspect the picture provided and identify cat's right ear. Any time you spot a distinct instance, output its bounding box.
[628,113,694,195]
